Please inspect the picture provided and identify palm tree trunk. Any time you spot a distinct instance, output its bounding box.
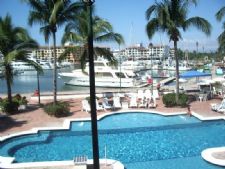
[174,40,179,103]
[87,4,100,169]
[5,66,12,103]
[52,31,57,104]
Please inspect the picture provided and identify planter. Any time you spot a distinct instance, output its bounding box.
[19,105,27,110]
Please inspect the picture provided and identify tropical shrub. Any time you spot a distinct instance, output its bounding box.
[13,94,28,105]
[0,99,19,114]
[44,102,70,117]
[162,93,188,107]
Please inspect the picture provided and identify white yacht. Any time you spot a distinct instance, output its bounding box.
[11,61,35,71]
[167,64,192,71]
[120,60,145,72]
[11,60,52,71]
[59,60,147,88]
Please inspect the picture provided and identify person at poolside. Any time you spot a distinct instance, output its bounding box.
[187,104,192,116]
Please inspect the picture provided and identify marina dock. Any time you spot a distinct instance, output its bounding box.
[159,77,175,86]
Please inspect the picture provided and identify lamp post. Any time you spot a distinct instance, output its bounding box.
[82,0,100,169]
[151,54,153,95]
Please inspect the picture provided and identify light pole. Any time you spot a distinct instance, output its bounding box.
[82,0,100,169]
[119,45,121,91]
[151,54,153,95]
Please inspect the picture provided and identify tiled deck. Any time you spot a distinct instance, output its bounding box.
[1,94,225,168]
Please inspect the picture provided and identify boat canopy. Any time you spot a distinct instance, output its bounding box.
[180,70,211,78]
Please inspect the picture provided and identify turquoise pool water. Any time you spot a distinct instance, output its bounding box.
[0,112,225,169]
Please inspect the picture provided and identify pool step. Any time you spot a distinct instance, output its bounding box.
[74,155,88,165]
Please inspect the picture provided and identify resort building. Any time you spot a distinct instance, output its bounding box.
[31,45,111,63]
[113,43,172,61]
[31,45,83,63]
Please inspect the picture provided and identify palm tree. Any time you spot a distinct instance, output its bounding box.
[60,6,124,70]
[0,14,40,103]
[25,0,82,104]
[146,0,211,102]
[216,6,225,54]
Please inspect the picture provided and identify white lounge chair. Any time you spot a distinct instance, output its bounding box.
[82,100,90,113]
[96,99,104,111]
[144,89,151,99]
[211,99,225,112]
[113,96,122,109]
[153,90,159,99]
[129,95,138,108]
[102,98,112,110]
[137,90,144,100]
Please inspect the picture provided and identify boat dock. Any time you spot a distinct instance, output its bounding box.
[159,77,175,86]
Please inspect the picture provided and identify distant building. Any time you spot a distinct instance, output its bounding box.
[31,45,111,63]
[31,45,84,63]
[113,43,171,61]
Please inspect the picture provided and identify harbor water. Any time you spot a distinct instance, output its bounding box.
[0,67,176,95]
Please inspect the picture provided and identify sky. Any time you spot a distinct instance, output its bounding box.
[0,0,224,52]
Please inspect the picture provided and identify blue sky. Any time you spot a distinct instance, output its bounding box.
[0,0,224,52]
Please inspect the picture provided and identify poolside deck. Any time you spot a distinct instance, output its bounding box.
[1,93,225,168]
[0,94,224,136]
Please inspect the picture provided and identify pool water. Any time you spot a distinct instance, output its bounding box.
[0,112,225,169]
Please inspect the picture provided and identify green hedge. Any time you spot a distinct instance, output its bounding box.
[162,93,188,107]
[44,102,70,117]
[13,94,28,105]
[0,99,19,114]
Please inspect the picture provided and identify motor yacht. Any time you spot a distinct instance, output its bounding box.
[59,60,147,88]
[11,60,52,71]
[120,60,145,72]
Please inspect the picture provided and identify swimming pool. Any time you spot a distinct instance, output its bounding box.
[0,112,225,169]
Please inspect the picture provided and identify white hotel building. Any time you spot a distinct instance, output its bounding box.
[113,43,173,61]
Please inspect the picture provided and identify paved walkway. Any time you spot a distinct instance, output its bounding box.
[1,94,224,136]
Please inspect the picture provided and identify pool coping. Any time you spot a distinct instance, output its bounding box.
[201,147,225,166]
[0,158,124,168]
[1,110,225,168]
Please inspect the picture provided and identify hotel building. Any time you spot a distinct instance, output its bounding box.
[113,43,173,61]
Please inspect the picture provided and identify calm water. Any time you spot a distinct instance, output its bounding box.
[0,113,224,169]
[0,67,90,95]
[0,68,176,95]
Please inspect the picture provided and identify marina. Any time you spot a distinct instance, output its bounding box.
[0,1,224,169]
[0,60,179,95]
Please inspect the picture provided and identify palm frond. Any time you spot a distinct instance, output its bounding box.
[14,40,39,51]
[184,17,211,36]
[95,32,124,45]
[218,30,225,45]
[216,6,225,21]
[61,31,83,44]
[40,25,52,43]
[146,5,156,20]
[94,47,117,66]
[58,46,80,62]
[49,0,63,26]
[146,18,159,39]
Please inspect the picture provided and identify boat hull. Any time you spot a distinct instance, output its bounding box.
[59,72,139,88]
